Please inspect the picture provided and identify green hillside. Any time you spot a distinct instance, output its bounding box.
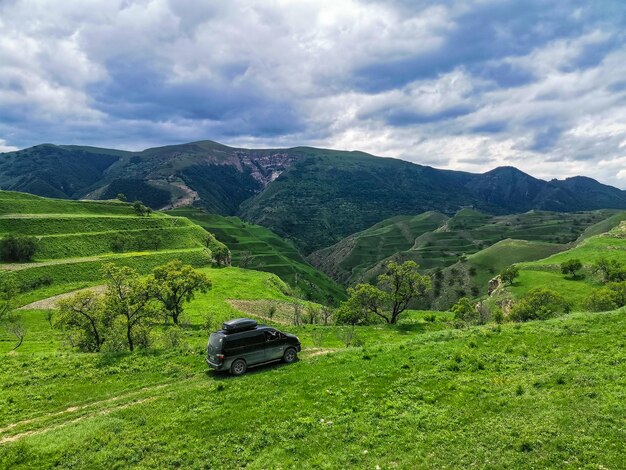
[309,211,449,284]
[171,208,346,304]
[320,208,616,286]
[0,191,225,300]
[1,297,624,467]
[498,221,626,309]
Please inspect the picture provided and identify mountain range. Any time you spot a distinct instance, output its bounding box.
[2,140,626,253]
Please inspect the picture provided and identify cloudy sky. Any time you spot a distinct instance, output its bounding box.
[1,0,625,186]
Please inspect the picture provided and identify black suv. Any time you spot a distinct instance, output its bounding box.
[206,318,302,375]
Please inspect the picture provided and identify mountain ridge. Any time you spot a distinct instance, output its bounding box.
[1,140,625,252]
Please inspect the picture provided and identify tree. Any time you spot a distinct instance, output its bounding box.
[510,288,571,322]
[377,261,431,324]
[337,261,431,325]
[238,251,255,268]
[55,291,109,352]
[147,260,211,325]
[0,276,24,350]
[500,265,519,286]
[451,297,479,326]
[132,200,151,217]
[116,193,127,202]
[212,245,231,267]
[101,263,157,351]
[320,305,333,326]
[584,282,626,312]
[561,259,583,278]
[592,258,626,283]
[0,235,37,262]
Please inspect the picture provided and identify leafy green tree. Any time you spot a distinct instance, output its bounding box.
[116,193,127,202]
[0,235,37,262]
[584,281,626,312]
[499,265,519,286]
[337,261,430,325]
[55,291,110,352]
[510,288,571,322]
[147,260,211,325]
[451,297,478,325]
[132,200,152,217]
[561,259,583,278]
[101,263,157,351]
[0,276,25,350]
[212,244,231,267]
[592,258,626,283]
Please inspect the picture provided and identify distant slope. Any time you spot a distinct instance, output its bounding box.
[171,208,346,304]
[2,140,626,254]
[493,221,626,311]
[308,212,449,284]
[0,191,226,299]
[356,209,616,284]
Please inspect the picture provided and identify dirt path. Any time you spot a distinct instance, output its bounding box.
[18,285,107,310]
[0,256,101,271]
[0,382,174,445]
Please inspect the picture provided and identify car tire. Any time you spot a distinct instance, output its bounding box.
[230,359,247,376]
[283,348,297,364]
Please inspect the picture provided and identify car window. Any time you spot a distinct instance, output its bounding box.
[265,330,279,341]
[208,333,224,353]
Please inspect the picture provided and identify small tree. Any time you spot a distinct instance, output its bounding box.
[132,200,151,217]
[238,251,255,269]
[510,288,571,322]
[500,265,519,286]
[0,235,37,262]
[212,245,231,267]
[561,259,583,278]
[305,306,319,325]
[0,276,24,350]
[55,291,109,352]
[102,263,157,351]
[292,303,302,326]
[320,305,333,326]
[338,261,430,325]
[147,260,211,325]
[116,193,127,202]
[451,297,478,326]
[592,258,626,283]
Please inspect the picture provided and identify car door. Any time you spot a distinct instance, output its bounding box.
[244,331,266,365]
[264,329,284,361]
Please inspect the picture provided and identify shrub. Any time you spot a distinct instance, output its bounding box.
[0,235,37,262]
[584,282,626,312]
[510,288,572,322]
[561,259,583,278]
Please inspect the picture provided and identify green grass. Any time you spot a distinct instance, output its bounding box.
[1,302,625,468]
[490,222,626,310]
[171,208,346,304]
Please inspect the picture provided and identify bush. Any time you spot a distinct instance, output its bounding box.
[561,259,583,278]
[510,288,572,322]
[584,282,626,312]
[0,235,37,262]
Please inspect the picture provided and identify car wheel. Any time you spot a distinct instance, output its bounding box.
[230,359,247,376]
[283,348,297,364]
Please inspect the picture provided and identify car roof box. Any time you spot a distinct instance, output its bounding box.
[222,318,258,334]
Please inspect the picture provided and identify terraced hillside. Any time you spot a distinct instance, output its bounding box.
[170,208,346,304]
[308,212,449,284]
[0,191,224,299]
[314,208,618,286]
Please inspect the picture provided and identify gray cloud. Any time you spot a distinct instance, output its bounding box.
[0,0,625,187]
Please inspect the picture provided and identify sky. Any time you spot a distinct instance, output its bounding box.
[1,0,625,187]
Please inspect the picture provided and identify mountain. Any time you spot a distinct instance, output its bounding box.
[2,140,626,253]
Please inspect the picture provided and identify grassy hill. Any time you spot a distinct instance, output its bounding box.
[308,211,449,284]
[170,208,346,304]
[497,221,626,310]
[1,293,624,467]
[0,191,225,301]
[316,208,616,287]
